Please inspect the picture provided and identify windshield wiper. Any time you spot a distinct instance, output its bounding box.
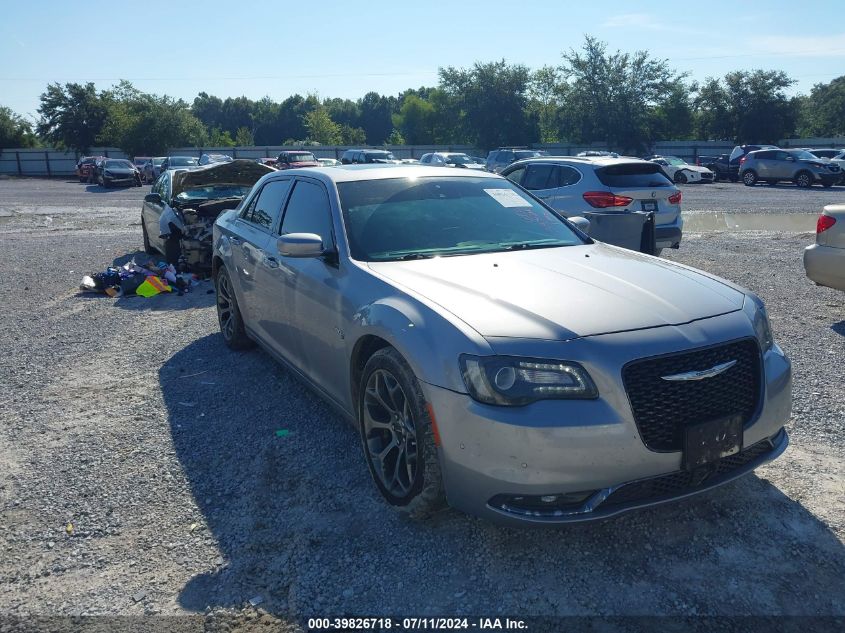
[502,241,569,251]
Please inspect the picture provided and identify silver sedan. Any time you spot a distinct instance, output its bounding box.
[212,166,792,525]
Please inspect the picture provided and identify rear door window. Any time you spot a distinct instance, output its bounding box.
[595,163,673,188]
[522,164,557,190]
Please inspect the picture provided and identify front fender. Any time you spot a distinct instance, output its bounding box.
[349,296,490,393]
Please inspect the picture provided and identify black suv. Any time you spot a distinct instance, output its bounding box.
[485,148,546,173]
[340,149,401,165]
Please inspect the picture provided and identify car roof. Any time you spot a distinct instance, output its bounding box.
[505,156,654,168]
[267,164,502,183]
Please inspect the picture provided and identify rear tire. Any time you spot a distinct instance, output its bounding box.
[794,171,813,188]
[742,170,758,186]
[142,220,154,254]
[359,347,446,519]
[215,267,254,350]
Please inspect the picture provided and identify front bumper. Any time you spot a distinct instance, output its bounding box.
[423,314,792,525]
[804,243,845,291]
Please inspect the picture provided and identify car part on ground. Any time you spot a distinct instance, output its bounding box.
[804,204,845,291]
[212,165,791,525]
[500,156,683,254]
[740,149,842,188]
[141,159,274,271]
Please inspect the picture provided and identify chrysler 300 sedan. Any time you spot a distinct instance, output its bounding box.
[211,165,792,525]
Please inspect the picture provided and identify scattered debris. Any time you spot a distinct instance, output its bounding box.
[65,522,74,536]
[248,595,264,607]
[79,255,202,299]
[275,429,290,438]
[132,590,147,603]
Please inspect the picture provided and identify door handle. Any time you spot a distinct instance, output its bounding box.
[264,256,280,269]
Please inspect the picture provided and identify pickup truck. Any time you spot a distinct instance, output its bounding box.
[696,154,734,182]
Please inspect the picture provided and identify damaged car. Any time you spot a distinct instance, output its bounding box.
[141,159,274,270]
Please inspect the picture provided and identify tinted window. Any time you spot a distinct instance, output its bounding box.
[558,166,581,186]
[420,154,431,164]
[756,151,777,159]
[505,166,525,183]
[498,151,514,163]
[522,164,557,190]
[169,157,199,167]
[595,163,673,188]
[280,181,335,247]
[245,179,291,230]
[515,151,542,160]
[338,177,584,261]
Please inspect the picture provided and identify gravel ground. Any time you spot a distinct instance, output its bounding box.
[0,178,843,630]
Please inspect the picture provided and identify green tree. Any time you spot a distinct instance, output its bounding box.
[650,79,695,140]
[98,83,207,155]
[559,36,683,152]
[235,126,254,146]
[693,77,733,140]
[0,106,37,149]
[394,93,435,144]
[439,60,534,149]
[340,124,367,145]
[37,82,111,152]
[386,129,405,145]
[528,66,562,143]
[207,128,235,147]
[359,92,395,144]
[303,106,342,145]
[191,92,224,130]
[796,75,845,137]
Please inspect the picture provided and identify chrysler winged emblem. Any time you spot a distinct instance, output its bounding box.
[660,360,737,382]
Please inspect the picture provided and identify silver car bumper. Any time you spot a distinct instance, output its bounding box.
[804,243,845,291]
[423,321,792,526]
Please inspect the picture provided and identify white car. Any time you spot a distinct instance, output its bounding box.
[810,149,845,183]
[419,152,485,170]
[649,156,715,184]
[804,204,845,291]
[317,158,340,167]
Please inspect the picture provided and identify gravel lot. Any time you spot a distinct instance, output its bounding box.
[0,177,843,629]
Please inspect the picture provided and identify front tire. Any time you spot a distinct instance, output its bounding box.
[215,267,254,350]
[674,171,688,184]
[794,171,813,188]
[359,347,446,518]
[742,170,758,186]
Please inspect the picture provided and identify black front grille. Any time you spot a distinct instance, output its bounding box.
[622,338,762,451]
[602,436,776,508]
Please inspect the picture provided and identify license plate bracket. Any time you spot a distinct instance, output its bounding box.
[641,200,658,212]
[683,415,743,470]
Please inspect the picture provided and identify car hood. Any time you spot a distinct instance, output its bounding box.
[287,161,320,167]
[367,243,745,341]
[171,159,274,198]
[685,165,712,173]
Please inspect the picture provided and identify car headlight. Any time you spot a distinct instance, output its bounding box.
[742,293,774,352]
[459,355,598,406]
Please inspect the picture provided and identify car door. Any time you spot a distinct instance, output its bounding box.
[255,177,347,404]
[229,178,292,330]
[143,173,169,252]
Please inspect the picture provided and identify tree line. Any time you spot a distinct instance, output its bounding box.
[2,37,843,155]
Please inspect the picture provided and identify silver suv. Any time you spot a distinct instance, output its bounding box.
[501,156,683,254]
[740,149,842,188]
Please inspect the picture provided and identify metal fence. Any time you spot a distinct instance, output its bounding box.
[2,137,842,177]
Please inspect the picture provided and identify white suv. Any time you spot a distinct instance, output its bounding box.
[501,156,683,254]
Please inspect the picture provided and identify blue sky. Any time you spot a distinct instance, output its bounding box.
[2,0,844,121]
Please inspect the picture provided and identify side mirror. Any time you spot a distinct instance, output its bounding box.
[144,193,162,204]
[569,216,591,234]
[277,233,325,258]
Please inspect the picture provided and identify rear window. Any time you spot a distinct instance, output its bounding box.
[595,163,673,188]
[515,151,542,160]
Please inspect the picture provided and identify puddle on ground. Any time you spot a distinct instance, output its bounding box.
[684,212,816,232]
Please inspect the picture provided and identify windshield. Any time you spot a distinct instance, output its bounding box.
[170,157,199,166]
[106,160,133,169]
[153,158,165,166]
[665,157,686,166]
[175,185,253,201]
[445,154,474,165]
[287,152,316,162]
[792,150,818,160]
[338,176,585,261]
[365,152,396,162]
